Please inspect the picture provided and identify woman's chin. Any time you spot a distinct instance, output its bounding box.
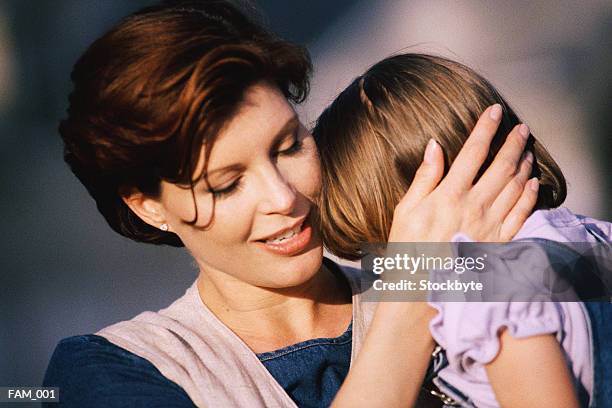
[259,244,324,289]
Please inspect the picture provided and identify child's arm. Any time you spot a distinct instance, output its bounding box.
[486,329,581,408]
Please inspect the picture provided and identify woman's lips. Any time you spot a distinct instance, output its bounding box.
[257,217,313,256]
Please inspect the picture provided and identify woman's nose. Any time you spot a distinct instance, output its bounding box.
[257,165,297,215]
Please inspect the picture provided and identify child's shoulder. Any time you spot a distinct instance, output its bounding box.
[514,207,611,243]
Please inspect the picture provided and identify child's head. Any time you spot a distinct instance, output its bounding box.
[313,53,566,260]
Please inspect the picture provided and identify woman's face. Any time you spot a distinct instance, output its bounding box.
[159,82,323,289]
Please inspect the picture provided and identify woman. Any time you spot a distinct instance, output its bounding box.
[43,2,538,407]
[314,53,611,407]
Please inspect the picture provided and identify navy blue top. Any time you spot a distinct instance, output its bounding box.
[43,322,352,408]
[257,321,352,408]
[42,334,197,408]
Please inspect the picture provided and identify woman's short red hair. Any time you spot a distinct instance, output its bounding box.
[60,0,312,246]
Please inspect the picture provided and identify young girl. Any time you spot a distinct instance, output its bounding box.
[314,53,611,407]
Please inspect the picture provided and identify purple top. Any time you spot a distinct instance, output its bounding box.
[428,207,611,407]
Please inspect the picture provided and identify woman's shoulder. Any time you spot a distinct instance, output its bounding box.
[43,334,196,407]
[45,334,130,366]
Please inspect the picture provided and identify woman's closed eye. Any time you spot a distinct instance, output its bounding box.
[209,176,243,198]
[274,131,303,157]
[209,132,303,199]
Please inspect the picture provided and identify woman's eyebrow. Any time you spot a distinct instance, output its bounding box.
[204,114,299,178]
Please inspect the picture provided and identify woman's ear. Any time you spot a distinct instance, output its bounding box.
[119,186,168,230]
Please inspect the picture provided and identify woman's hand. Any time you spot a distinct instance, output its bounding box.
[389,104,539,243]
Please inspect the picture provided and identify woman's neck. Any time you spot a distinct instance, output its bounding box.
[195,261,353,353]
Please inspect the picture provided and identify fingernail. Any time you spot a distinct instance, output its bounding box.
[523,150,534,164]
[489,104,502,121]
[529,177,539,192]
[424,138,438,164]
[519,123,530,139]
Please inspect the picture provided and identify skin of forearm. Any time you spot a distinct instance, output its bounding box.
[332,302,436,408]
[486,331,581,408]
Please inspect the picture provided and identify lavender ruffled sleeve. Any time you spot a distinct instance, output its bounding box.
[428,301,562,371]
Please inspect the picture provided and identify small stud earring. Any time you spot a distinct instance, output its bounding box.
[160,223,169,231]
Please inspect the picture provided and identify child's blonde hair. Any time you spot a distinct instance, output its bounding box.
[313,53,566,260]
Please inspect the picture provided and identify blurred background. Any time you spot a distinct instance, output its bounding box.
[0,0,610,397]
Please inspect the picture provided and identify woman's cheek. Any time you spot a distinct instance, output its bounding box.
[307,167,322,201]
[294,139,323,199]
[207,193,256,243]
[160,183,207,222]
[159,185,231,244]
